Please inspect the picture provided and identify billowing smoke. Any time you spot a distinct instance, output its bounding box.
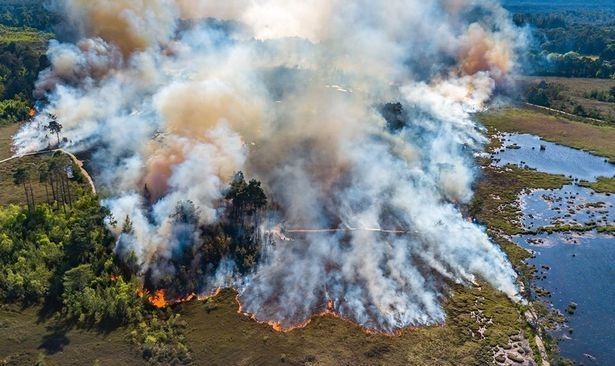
[14,0,523,332]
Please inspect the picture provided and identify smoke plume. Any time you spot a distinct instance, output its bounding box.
[15,0,524,332]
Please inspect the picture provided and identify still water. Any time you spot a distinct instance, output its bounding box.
[490,133,614,364]
[513,233,614,364]
[492,133,615,182]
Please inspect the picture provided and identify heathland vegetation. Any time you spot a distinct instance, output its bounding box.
[521,77,615,123]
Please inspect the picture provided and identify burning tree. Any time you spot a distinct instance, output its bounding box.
[141,173,269,301]
[45,114,63,147]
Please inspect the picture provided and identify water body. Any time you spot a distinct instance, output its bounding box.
[489,133,615,364]
[513,233,615,364]
[492,133,615,182]
[520,185,615,231]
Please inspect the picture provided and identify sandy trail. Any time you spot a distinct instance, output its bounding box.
[0,149,96,194]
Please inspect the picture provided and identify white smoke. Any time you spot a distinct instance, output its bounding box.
[14,0,524,332]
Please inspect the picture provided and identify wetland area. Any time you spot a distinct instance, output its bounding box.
[487,114,615,365]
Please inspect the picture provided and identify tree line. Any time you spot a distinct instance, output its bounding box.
[514,10,615,79]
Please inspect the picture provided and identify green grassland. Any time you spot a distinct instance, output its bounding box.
[520,76,615,122]
[1,282,532,366]
[479,107,615,161]
[580,176,615,193]
[182,285,533,366]
[0,304,146,366]
[0,122,19,159]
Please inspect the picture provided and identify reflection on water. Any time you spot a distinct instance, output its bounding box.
[492,133,615,182]
[513,233,615,364]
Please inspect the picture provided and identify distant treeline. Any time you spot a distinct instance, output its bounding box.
[504,1,615,16]
[0,34,50,123]
[513,10,615,79]
[0,0,55,124]
[0,1,59,31]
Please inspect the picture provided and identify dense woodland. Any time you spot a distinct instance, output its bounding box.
[0,1,53,124]
[0,1,58,31]
[513,10,615,78]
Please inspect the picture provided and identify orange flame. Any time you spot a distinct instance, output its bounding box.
[235,293,408,335]
[148,289,168,308]
[136,287,204,308]
[28,107,36,119]
[136,287,410,336]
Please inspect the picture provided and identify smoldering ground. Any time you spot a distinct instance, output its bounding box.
[14,0,525,332]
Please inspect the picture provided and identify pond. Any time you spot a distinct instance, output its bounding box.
[489,133,614,365]
[513,233,614,364]
[492,133,615,182]
[520,185,615,231]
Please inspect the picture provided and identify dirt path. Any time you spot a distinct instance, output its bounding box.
[0,149,96,194]
[524,102,609,125]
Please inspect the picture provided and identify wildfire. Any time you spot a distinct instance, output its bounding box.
[235,295,403,335]
[148,289,168,308]
[136,287,406,336]
[136,287,213,308]
[28,107,36,119]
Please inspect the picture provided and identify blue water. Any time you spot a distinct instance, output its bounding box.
[488,132,615,364]
[520,185,615,231]
[513,233,615,364]
[492,133,615,182]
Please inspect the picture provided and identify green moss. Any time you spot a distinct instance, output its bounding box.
[579,177,615,194]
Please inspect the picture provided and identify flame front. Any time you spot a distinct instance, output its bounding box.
[148,289,167,308]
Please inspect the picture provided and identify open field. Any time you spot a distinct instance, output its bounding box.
[0,282,533,366]
[520,77,615,123]
[0,152,90,206]
[479,107,615,162]
[0,305,146,366]
[0,122,94,205]
[520,77,615,96]
[182,285,534,366]
[0,122,19,159]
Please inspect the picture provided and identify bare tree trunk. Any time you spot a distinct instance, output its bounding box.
[57,171,67,214]
[44,182,50,204]
[49,174,55,201]
[22,182,31,212]
[49,173,59,209]
[28,181,35,210]
[53,171,65,211]
[64,173,73,207]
